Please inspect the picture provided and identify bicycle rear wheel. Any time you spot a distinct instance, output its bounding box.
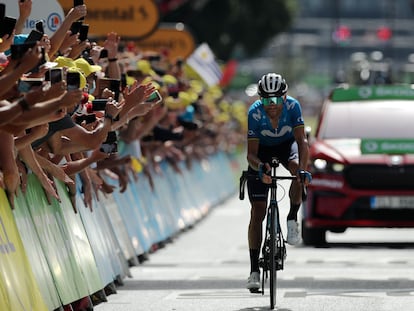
[269,204,277,309]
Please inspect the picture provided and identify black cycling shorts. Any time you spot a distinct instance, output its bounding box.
[247,138,298,202]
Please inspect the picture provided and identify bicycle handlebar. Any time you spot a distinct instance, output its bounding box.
[239,171,307,201]
[269,157,308,201]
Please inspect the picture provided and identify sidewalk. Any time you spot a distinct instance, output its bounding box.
[95,186,293,311]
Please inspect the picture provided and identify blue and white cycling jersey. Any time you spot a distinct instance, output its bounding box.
[247,96,304,146]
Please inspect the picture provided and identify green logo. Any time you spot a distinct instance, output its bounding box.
[332,85,414,102]
[361,139,414,154]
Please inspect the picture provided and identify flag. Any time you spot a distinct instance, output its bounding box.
[219,59,238,88]
[186,43,222,86]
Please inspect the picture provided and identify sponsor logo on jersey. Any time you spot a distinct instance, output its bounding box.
[252,108,262,121]
[286,101,295,110]
[260,126,292,137]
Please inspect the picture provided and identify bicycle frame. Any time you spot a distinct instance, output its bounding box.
[261,158,296,309]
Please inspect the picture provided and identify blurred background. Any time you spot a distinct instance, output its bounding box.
[158,0,414,117]
[41,0,414,118]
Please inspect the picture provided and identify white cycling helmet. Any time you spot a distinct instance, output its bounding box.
[257,73,288,97]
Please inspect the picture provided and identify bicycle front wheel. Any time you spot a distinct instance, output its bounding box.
[269,204,277,309]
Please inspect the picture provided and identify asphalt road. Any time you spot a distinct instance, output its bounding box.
[95,188,414,311]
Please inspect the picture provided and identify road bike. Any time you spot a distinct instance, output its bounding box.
[240,157,306,309]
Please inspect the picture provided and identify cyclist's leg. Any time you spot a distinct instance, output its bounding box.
[247,174,268,272]
[246,174,268,290]
[281,140,302,220]
[248,200,267,272]
[279,141,302,245]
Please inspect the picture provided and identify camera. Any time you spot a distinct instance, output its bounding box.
[0,16,17,38]
[146,90,162,104]
[25,29,43,44]
[18,78,43,93]
[79,24,89,41]
[99,49,108,59]
[66,71,81,90]
[75,113,96,125]
[100,142,117,154]
[0,4,5,21]
[73,0,85,21]
[10,42,35,60]
[97,78,121,101]
[70,21,82,35]
[92,99,120,122]
[45,68,63,84]
[91,99,108,111]
[100,131,118,154]
[35,20,45,34]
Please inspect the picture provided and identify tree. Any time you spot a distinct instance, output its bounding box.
[161,0,297,61]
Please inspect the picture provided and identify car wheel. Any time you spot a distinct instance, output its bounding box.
[301,219,326,246]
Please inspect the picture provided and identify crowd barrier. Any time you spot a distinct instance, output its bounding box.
[0,150,246,311]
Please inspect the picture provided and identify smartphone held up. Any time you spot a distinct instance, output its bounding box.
[66,71,81,90]
[100,131,118,154]
[45,68,63,84]
[146,90,163,105]
[0,16,17,38]
[17,77,43,93]
[73,0,85,21]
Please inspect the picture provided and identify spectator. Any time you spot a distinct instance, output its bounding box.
[0,2,248,214]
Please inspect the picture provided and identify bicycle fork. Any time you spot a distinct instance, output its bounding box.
[258,202,287,294]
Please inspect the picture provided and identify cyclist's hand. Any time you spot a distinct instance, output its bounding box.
[258,162,271,184]
[297,170,312,185]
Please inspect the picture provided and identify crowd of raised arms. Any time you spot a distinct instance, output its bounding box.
[0,1,247,211]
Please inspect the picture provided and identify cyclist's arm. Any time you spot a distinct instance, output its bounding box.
[293,125,309,172]
[293,125,311,187]
[247,138,271,184]
[247,138,262,170]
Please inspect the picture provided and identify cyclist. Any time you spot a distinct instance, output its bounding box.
[245,73,312,291]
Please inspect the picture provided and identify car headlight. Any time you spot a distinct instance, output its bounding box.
[332,163,345,172]
[314,158,327,170]
[312,158,345,173]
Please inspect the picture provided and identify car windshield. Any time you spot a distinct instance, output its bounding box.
[319,100,414,139]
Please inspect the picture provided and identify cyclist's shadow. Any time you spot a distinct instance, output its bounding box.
[236,307,293,311]
[315,241,414,249]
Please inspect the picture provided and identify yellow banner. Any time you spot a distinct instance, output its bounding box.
[137,25,195,60]
[58,0,160,38]
[0,189,48,311]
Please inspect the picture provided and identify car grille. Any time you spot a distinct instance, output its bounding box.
[344,165,414,190]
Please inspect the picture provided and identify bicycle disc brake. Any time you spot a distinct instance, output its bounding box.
[259,234,271,272]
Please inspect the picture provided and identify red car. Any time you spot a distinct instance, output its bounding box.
[302,84,414,245]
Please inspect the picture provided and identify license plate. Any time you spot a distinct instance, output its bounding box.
[371,196,414,209]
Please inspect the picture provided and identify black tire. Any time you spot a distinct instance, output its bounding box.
[301,219,326,246]
[269,206,277,309]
